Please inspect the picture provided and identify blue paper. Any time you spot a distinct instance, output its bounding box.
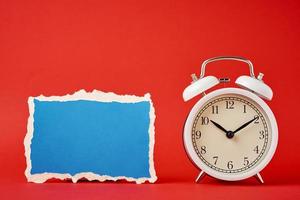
[24,90,156,183]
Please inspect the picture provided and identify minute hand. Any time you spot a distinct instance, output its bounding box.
[233,116,258,134]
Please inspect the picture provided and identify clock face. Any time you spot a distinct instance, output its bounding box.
[191,94,272,174]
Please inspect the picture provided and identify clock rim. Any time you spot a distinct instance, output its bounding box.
[183,87,278,181]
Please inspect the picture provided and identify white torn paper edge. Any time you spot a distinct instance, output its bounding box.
[24,89,157,184]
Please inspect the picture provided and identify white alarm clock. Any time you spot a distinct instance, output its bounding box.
[183,56,278,183]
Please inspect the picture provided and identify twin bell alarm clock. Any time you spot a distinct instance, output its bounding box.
[182,56,278,183]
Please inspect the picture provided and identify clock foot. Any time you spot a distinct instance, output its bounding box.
[255,173,264,184]
[195,170,206,183]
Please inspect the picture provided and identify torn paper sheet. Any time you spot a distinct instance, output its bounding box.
[24,89,157,184]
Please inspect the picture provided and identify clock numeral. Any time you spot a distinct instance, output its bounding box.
[201,117,209,125]
[226,101,234,109]
[259,130,265,139]
[254,145,259,154]
[254,115,259,124]
[243,157,250,166]
[243,105,247,113]
[213,156,218,165]
[227,161,233,169]
[212,105,219,114]
[200,146,206,154]
[195,130,201,139]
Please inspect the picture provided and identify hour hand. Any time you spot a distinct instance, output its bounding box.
[210,120,229,134]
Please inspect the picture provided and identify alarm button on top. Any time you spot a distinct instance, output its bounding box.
[183,75,219,101]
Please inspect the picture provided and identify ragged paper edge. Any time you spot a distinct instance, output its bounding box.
[24,89,157,184]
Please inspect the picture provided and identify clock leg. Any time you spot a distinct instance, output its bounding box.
[195,170,206,183]
[255,173,264,184]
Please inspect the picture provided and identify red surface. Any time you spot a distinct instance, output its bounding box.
[0,0,300,199]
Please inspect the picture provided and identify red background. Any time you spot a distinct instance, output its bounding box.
[0,0,300,199]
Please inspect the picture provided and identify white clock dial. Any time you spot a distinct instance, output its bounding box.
[191,94,271,174]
